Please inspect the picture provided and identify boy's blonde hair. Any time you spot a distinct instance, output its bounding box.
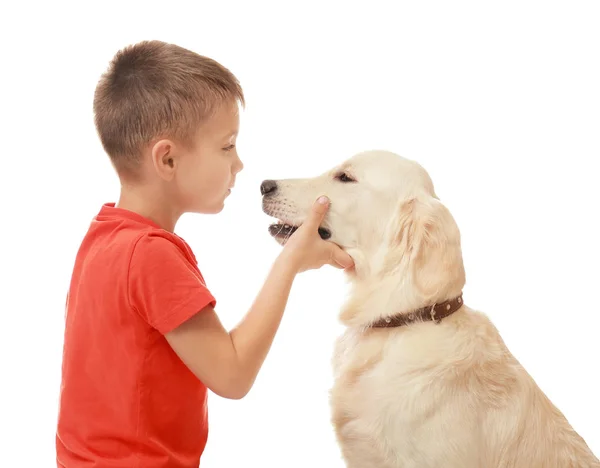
[93,40,244,177]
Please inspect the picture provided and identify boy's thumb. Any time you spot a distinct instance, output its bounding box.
[304,195,330,229]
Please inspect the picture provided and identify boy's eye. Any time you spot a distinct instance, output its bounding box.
[223,144,235,151]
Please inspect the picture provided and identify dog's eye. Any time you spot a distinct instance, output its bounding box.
[336,172,356,183]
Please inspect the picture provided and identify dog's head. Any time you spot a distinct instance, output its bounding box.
[262,150,465,325]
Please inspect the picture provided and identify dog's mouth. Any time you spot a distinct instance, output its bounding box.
[268,220,332,242]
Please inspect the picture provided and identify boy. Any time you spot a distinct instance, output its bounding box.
[56,40,354,467]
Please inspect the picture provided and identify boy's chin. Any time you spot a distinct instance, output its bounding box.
[184,192,229,215]
[190,202,225,215]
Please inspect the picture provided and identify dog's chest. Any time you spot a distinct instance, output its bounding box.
[330,328,482,467]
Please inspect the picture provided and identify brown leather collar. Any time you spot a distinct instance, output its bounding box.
[370,294,464,328]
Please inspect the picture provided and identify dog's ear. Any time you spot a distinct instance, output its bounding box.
[391,196,465,301]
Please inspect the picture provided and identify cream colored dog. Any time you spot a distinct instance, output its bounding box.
[261,150,599,468]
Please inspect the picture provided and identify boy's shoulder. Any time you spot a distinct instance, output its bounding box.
[85,203,196,262]
[72,203,203,295]
[69,202,215,334]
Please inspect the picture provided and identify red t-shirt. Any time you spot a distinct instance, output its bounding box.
[56,203,216,467]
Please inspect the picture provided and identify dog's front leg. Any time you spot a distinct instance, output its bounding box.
[334,421,395,468]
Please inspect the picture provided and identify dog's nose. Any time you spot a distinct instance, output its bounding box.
[260,179,278,196]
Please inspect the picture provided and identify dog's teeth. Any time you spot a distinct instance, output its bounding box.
[284,224,290,229]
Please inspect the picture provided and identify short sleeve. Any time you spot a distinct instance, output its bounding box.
[128,233,216,334]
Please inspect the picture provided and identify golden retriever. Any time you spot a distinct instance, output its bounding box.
[261,150,599,468]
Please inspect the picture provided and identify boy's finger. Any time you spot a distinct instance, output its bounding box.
[330,245,354,269]
[302,196,330,231]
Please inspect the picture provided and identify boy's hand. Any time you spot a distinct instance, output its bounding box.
[166,195,353,400]
[280,196,354,273]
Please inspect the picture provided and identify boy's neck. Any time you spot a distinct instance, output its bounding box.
[116,183,180,232]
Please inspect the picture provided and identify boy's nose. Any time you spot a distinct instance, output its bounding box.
[260,180,278,196]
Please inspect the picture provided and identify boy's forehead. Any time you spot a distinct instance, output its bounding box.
[200,102,239,136]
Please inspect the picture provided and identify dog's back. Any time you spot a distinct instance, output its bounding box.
[330,306,600,468]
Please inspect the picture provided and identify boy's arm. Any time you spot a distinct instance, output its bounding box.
[164,196,354,400]
[164,253,296,399]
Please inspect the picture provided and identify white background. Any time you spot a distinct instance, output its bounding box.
[1,1,599,466]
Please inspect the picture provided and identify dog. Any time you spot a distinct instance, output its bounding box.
[261,150,599,468]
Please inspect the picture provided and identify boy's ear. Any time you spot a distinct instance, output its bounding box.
[151,139,177,180]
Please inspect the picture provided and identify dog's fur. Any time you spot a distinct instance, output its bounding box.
[262,150,599,467]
